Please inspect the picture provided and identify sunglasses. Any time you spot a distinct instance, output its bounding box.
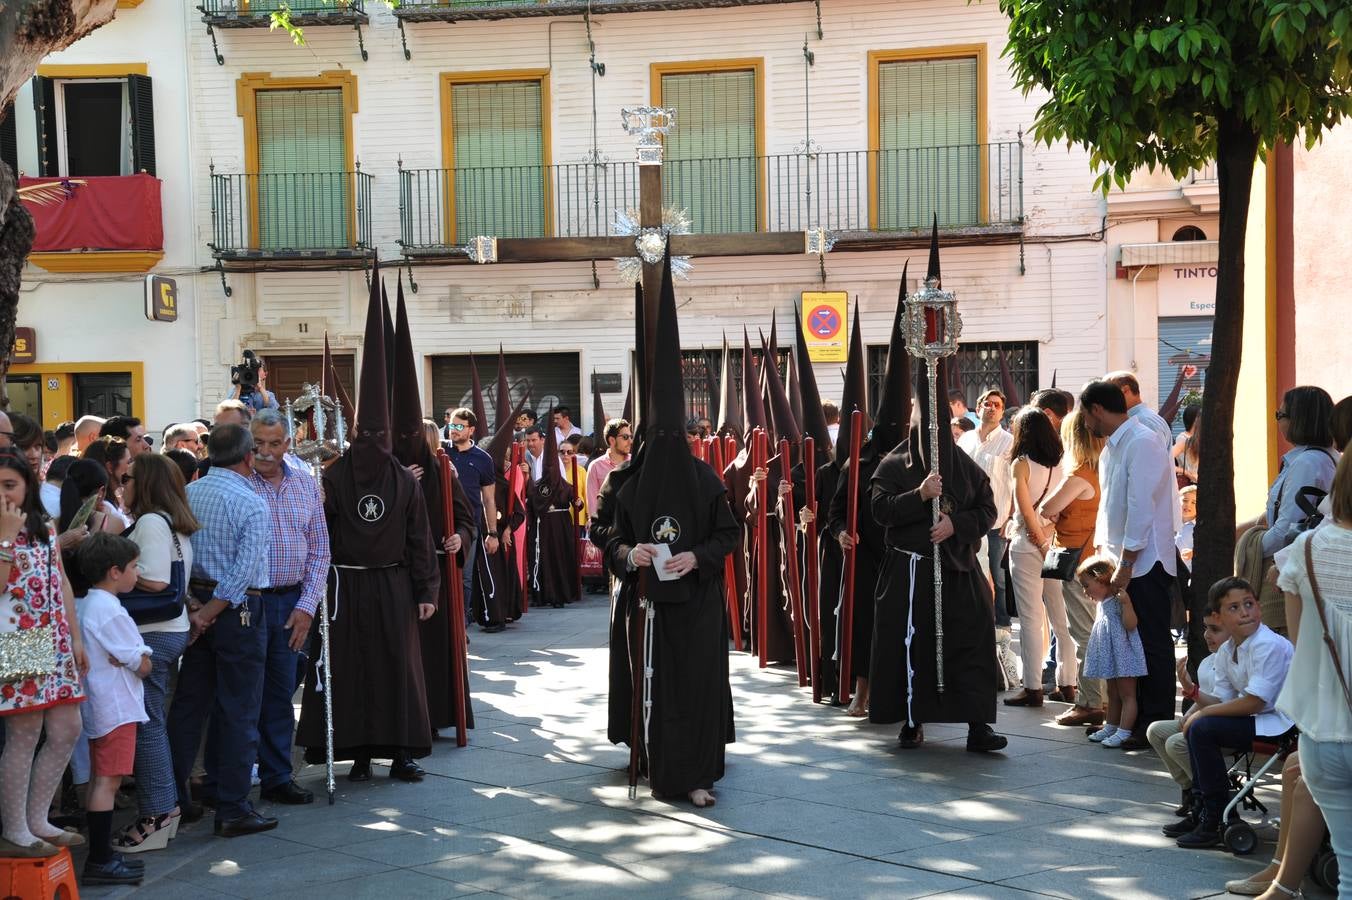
[616,433,633,441]
[559,449,576,457]
[447,423,467,432]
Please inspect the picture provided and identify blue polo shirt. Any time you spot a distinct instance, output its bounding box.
[448,443,496,531]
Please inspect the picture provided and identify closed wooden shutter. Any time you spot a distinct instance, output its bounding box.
[255,88,347,250]
[432,352,578,437]
[128,74,156,176]
[661,70,757,233]
[31,76,57,177]
[0,103,16,175]
[451,80,545,240]
[878,57,979,228]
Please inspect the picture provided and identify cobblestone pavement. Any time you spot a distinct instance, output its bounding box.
[84,592,1321,899]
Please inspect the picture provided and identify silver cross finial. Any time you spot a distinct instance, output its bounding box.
[621,106,675,165]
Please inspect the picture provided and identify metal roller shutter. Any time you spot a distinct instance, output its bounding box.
[431,352,580,438]
[1157,316,1212,437]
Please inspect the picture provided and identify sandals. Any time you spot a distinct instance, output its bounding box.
[114,812,178,853]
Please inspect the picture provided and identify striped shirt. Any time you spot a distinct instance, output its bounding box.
[249,456,330,616]
[186,467,271,608]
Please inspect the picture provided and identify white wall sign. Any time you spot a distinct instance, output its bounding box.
[1157,264,1218,317]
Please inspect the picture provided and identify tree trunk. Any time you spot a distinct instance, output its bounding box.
[1189,112,1260,663]
[0,162,34,410]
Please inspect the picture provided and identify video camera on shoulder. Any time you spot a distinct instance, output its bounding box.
[231,349,263,392]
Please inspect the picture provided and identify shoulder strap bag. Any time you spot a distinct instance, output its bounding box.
[1306,536,1352,715]
[118,513,187,625]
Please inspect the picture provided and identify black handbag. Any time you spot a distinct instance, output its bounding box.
[1041,536,1091,581]
[118,514,187,625]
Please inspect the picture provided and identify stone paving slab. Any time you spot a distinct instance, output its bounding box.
[81,593,1326,899]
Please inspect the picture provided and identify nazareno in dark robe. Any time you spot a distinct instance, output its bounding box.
[827,448,885,682]
[594,460,738,796]
[812,461,843,699]
[528,474,579,607]
[474,473,527,625]
[867,442,998,727]
[727,449,795,665]
[422,472,476,732]
[298,454,440,762]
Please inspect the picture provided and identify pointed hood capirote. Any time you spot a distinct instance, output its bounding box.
[741,326,765,438]
[321,331,355,433]
[352,259,393,476]
[486,383,533,475]
[381,278,396,402]
[787,346,804,438]
[927,213,942,286]
[834,300,869,468]
[715,332,743,440]
[468,352,488,442]
[495,346,512,436]
[868,260,914,456]
[540,405,566,492]
[763,326,801,448]
[792,303,832,465]
[391,275,433,469]
[618,247,706,605]
[592,371,607,448]
[631,281,648,450]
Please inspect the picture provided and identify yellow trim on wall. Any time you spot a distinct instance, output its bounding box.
[8,362,146,427]
[867,45,989,230]
[438,69,553,246]
[116,0,146,9]
[236,71,360,250]
[27,251,163,273]
[36,63,148,78]
[650,58,766,233]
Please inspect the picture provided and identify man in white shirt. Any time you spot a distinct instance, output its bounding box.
[958,389,1016,644]
[1082,380,1178,746]
[522,425,546,481]
[1175,577,1293,849]
[949,391,981,429]
[1106,370,1175,448]
[552,407,583,446]
[823,401,840,446]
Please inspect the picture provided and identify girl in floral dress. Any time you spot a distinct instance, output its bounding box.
[0,448,88,856]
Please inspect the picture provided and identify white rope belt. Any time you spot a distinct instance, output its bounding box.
[900,549,922,728]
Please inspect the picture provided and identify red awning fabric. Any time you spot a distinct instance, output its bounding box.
[20,174,163,252]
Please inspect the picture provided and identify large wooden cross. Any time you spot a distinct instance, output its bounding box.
[464,105,825,353]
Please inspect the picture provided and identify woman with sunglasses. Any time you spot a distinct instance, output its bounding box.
[0,448,89,857]
[81,437,133,531]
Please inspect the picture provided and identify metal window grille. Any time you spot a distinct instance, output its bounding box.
[451,79,545,240]
[869,340,1040,413]
[662,70,757,233]
[878,57,979,228]
[680,348,789,423]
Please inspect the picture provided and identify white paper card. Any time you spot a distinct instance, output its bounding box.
[651,543,679,582]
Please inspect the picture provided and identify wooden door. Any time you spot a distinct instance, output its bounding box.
[264,353,354,409]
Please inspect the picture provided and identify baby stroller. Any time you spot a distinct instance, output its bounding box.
[1219,730,1299,855]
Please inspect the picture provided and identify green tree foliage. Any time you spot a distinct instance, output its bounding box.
[994,0,1352,655]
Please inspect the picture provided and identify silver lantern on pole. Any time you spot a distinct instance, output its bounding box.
[901,268,962,693]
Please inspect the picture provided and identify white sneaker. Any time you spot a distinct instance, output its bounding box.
[1088,725,1118,743]
[1101,731,1128,749]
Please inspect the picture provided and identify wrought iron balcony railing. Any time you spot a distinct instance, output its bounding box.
[198,0,367,23]
[209,171,375,259]
[398,142,1022,253]
[394,0,808,24]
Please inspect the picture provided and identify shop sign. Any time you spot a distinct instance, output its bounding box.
[1157,264,1217,317]
[145,274,178,322]
[800,291,849,362]
[11,328,36,364]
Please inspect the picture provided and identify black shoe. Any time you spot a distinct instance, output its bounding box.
[348,759,372,782]
[482,623,506,633]
[82,856,144,885]
[1119,732,1150,751]
[260,780,315,805]
[1175,789,1194,817]
[1175,819,1222,849]
[179,799,205,823]
[966,724,1008,753]
[898,724,925,749]
[214,810,279,838]
[1162,813,1199,837]
[190,782,218,806]
[390,757,426,782]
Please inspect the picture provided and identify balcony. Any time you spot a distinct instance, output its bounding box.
[21,174,164,273]
[398,142,1023,258]
[394,0,808,24]
[209,170,375,265]
[198,0,367,26]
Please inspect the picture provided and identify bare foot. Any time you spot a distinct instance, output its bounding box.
[844,698,869,717]
[690,789,716,808]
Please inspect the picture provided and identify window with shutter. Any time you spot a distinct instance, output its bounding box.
[447,77,546,241]
[656,65,760,233]
[128,75,155,176]
[875,53,982,228]
[31,77,57,177]
[0,103,16,175]
[254,88,348,250]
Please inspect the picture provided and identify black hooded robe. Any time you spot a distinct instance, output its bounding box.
[828,451,884,683]
[867,445,999,727]
[728,451,795,665]
[474,473,527,625]
[597,462,738,796]
[298,457,439,762]
[528,476,579,607]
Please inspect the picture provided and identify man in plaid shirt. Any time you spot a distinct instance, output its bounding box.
[248,408,331,805]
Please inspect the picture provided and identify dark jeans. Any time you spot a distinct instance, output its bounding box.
[168,596,267,823]
[1187,715,1278,813]
[986,529,1010,627]
[1131,561,1177,730]
[462,539,478,626]
[257,586,304,790]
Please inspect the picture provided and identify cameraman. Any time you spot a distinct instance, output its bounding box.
[228,352,278,414]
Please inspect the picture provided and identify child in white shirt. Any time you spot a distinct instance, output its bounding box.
[76,533,151,887]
